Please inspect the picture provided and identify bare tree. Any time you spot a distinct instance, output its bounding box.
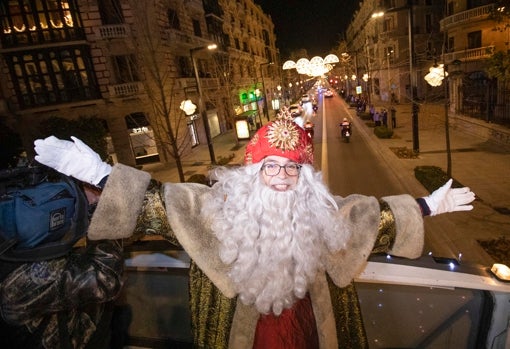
[129,0,190,182]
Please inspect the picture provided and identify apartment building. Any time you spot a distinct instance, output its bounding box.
[344,0,443,105]
[441,0,508,122]
[0,0,277,167]
[344,0,509,124]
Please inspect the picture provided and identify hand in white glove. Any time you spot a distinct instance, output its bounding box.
[423,179,476,216]
[34,136,112,186]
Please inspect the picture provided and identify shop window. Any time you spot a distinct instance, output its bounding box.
[6,45,99,109]
[125,112,160,165]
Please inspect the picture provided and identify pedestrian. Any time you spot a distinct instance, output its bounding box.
[390,107,397,128]
[373,110,381,126]
[381,108,388,127]
[33,120,475,349]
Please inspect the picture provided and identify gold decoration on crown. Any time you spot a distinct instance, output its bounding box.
[265,119,300,151]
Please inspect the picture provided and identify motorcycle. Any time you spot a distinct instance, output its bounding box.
[340,123,351,143]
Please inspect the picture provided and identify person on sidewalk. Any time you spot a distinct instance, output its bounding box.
[33,118,475,349]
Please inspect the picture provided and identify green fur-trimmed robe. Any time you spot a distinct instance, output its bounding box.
[88,164,425,349]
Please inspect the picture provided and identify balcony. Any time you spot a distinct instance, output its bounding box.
[166,29,212,51]
[175,77,219,90]
[443,46,495,64]
[440,4,494,31]
[96,24,130,40]
[108,81,144,98]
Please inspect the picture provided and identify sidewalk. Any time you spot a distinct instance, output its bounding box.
[347,101,510,266]
[142,101,510,266]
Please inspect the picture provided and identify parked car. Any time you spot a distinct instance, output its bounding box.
[301,94,310,103]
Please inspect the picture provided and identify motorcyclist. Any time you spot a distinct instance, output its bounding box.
[340,118,351,138]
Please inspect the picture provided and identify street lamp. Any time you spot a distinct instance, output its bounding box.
[190,43,217,164]
[260,62,274,121]
[425,62,452,177]
[373,1,419,152]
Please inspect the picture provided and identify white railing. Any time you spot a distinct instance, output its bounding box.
[97,24,130,39]
[108,81,144,97]
[440,4,494,31]
[443,45,495,63]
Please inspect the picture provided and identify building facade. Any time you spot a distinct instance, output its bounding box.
[0,0,277,167]
[441,0,508,123]
[343,0,509,124]
[344,0,444,106]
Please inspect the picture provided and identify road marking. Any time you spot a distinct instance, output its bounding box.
[321,103,329,186]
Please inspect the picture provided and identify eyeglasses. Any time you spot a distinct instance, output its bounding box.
[261,162,302,176]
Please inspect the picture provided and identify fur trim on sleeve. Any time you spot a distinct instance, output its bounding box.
[88,164,151,240]
[382,194,424,258]
[324,194,425,288]
[325,195,381,287]
[162,182,236,298]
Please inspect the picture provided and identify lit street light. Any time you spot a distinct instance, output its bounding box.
[260,62,273,121]
[373,2,419,152]
[190,43,217,164]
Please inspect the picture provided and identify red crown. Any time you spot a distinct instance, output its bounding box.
[244,119,313,165]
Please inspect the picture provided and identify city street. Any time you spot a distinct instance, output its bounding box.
[145,87,510,268]
[310,90,510,267]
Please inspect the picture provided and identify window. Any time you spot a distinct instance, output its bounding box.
[385,47,394,64]
[0,0,85,48]
[383,16,394,32]
[192,19,201,37]
[467,31,481,49]
[448,36,454,52]
[447,1,455,16]
[112,55,139,83]
[425,14,432,33]
[6,45,99,108]
[167,8,180,30]
[177,56,192,77]
[98,0,123,25]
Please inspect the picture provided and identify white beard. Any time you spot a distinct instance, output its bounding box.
[202,164,348,315]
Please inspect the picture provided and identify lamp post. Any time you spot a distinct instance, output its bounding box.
[373,1,419,152]
[190,43,217,164]
[260,62,274,121]
[425,62,451,177]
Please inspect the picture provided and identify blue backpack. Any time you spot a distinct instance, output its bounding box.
[0,166,88,262]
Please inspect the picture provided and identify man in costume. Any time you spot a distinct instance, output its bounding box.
[33,117,475,349]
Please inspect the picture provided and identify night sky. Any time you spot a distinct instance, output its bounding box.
[256,0,359,58]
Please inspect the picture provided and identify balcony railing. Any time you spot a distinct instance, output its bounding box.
[108,81,144,98]
[96,24,130,40]
[166,30,211,50]
[440,4,494,31]
[443,46,495,63]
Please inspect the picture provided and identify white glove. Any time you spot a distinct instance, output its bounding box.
[423,179,476,216]
[34,136,112,186]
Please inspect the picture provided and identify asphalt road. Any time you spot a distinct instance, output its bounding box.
[312,92,408,198]
[308,90,502,266]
